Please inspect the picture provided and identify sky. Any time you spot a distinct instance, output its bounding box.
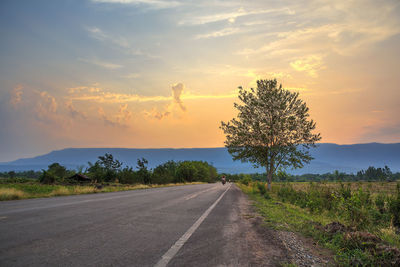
[1,0,400,162]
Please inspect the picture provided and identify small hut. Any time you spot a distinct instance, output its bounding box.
[68,174,91,183]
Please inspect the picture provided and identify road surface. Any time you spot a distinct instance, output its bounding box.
[0,183,286,266]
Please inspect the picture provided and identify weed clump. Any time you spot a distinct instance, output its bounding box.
[240,176,252,186]
[0,188,25,200]
[238,181,400,266]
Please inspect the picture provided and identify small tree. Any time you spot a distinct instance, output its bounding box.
[47,163,68,181]
[87,153,122,183]
[176,161,197,183]
[39,170,56,184]
[136,158,151,184]
[8,171,16,179]
[220,79,321,189]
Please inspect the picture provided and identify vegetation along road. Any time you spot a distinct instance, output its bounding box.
[0,183,305,267]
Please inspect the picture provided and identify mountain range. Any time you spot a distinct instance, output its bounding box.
[1,143,399,174]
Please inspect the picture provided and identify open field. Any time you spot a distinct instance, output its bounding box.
[0,180,204,201]
[238,181,400,266]
[277,181,400,196]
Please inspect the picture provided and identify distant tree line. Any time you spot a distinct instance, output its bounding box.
[1,161,399,184]
[0,153,219,185]
[220,166,400,183]
[282,166,400,182]
[0,170,42,180]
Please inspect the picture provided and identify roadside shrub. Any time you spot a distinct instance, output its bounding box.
[388,183,400,227]
[0,188,25,200]
[257,182,267,195]
[73,186,96,194]
[50,187,70,196]
[338,182,351,199]
[39,171,56,184]
[340,187,372,229]
[240,176,252,186]
[306,182,335,212]
[375,193,386,214]
[277,183,297,203]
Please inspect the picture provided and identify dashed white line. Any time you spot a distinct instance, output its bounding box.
[184,185,219,200]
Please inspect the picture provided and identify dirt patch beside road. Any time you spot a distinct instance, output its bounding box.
[231,185,333,266]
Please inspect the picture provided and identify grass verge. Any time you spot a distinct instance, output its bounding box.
[237,182,400,266]
[0,181,204,201]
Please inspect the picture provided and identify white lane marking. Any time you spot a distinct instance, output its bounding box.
[155,184,231,267]
[184,186,219,200]
[0,184,215,216]
[0,186,198,216]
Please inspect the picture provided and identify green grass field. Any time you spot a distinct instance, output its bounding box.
[238,181,400,266]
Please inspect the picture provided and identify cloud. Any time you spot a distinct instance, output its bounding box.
[290,55,325,77]
[34,91,59,123]
[144,108,171,120]
[78,58,123,70]
[9,85,23,108]
[68,86,171,103]
[97,104,133,127]
[86,26,130,48]
[195,27,242,39]
[87,27,108,41]
[117,104,132,124]
[67,84,237,105]
[65,101,87,120]
[171,83,186,111]
[236,1,400,59]
[97,107,125,127]
[91,0,181,9]
[179,7,294,25]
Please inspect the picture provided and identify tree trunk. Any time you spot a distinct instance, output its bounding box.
[266,167,272,190]
[266,156,275,190]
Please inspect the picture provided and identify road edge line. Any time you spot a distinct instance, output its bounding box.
[154,184,231,267]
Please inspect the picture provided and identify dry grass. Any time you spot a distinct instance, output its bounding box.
[0,188,26,200]
[72,186,97,194]
[49,187,71,196]
[0,182,207,201]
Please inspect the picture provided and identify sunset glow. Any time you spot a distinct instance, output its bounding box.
[1,0,400,161]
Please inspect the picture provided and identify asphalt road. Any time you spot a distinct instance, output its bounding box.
[0,183,271,267]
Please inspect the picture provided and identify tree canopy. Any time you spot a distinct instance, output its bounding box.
[220,79,321,189]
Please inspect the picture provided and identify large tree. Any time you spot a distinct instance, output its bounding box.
[220,79,321,189]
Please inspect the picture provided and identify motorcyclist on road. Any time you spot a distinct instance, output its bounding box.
[221,175,226,185]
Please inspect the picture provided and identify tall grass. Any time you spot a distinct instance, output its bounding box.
[0,188,26,200]
[238,181,400,266]
[0,181,205,201]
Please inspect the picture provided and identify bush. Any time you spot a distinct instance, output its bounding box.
[39,171,56,184]
[240,176,252,186]
[375,193,386,214]
[388,183,400,227]
[0,188,25,200]
[257,182,267,195]
[152,161,177,184]
[176,161,197,182]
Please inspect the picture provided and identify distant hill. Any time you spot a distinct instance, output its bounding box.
[1,143,400,174]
